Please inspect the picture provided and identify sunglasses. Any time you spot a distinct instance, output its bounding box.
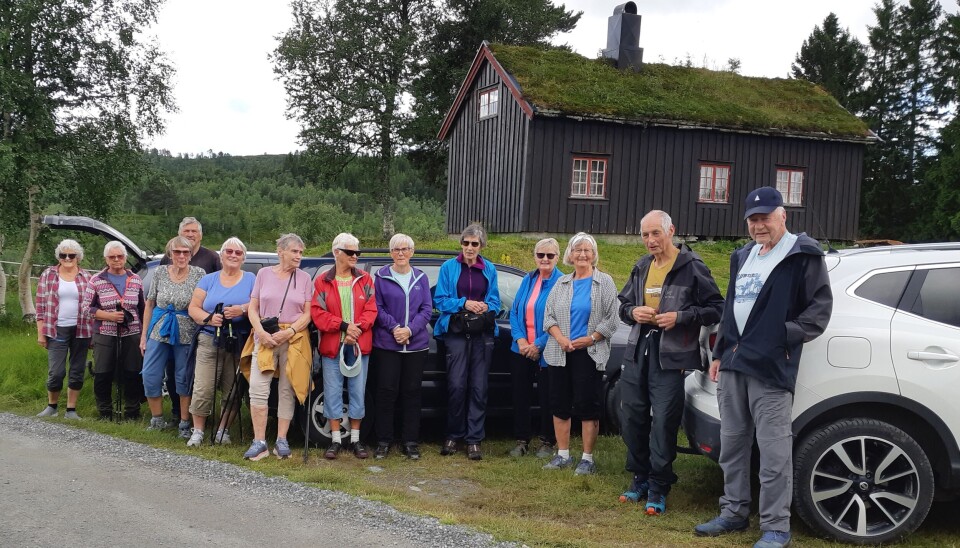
[222,249,244,256]
[59,253,77,260]
[535,252,556,260]
[171,249,191,256]
[391,247,411,254]
[106,255,125,261]
[337,248,361,257]
[461,240,481,248]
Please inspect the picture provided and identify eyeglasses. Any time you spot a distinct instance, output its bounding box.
[222,249,244,256]
[535,252,556,260]
[106,255,125,261]
[171,249,191,256]
[337,248,361,257]
[573,248,594,255]
[461,240,481,248]
[59,253,77,260]
[391,247,411,254]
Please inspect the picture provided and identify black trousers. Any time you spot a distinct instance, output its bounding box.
[618,329,685,495]
[549,349,602,421]
[92,334,144,418]
[444,332,493,443]
[510,351,555,444]
[372,348,426,444]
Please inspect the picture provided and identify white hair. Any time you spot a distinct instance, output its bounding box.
[102,241,125,259]
[388,233,414,250]
[219,237,247,255]
[331,232,360,254]
[562,232,599,267]
[55,239,84,261]
[641,210,673,233]
[276,233,304,252]
[533,238,560,254]
[179,216,202,234]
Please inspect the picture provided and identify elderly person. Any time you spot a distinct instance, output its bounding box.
[141,236,205,435]
[617,211,723,514]
[242,233,313,461]
[81,242,146,420]
[311,233,378,460]
[185,237,256,447]
[507,238,563,458]
[433,223,501,461]
[542,232,619,476]
[36,239,93,419]
[371,234,432,460]
[695,188,832,548]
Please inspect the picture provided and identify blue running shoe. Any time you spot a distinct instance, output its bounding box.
[644,491,666,515]
[244,440,269,461]
[273,438,291,459]
[619,476,649,503]
[754,530,791,548]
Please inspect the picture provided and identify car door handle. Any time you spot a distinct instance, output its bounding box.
[907,351,959,362]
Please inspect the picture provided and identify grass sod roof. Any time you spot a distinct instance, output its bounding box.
[489,43,872,140]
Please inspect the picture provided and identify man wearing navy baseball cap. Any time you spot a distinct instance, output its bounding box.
[695,187,833,548]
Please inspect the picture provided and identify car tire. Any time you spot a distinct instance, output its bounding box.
[602,377,621,434]
[793,418,934,545]
[297,381,350,446]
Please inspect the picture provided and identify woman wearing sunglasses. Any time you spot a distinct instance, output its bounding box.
[35,239,94,419]
[141,236,206,434]
[311,232,378,460]
[507,238,563,459]
[433,223,501,461]
[81,241,146,420]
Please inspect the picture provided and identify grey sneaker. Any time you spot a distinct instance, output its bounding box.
[214,430,232,445]
[574,459,596,476]
[508,440,528,457]
[273,438,291,459]
[178,420,192,439]
[754,530,791,548]
[147,416,170,430]
[187,428,204,447]
[37,406,58,418]
[244,440,269,461]
[535,441,555,459]
[543,454,575,470]
[64,410,81,420]
[694,516,750,537]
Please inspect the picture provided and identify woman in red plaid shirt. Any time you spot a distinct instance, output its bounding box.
[36,239,93,420]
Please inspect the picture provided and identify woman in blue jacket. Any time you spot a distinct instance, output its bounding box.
[508,238,563,458]
[433,223,501,461]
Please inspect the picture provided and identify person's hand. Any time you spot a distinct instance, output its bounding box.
[556,335,574,352]
[257,330,278,349]
[393,326,411,344]
[464,300,483,314]
[526,346,540,360]
[655,311,678,330]
[37,336,47,349]
[272,328,293,345]
[343,334,357,345]
[209,313,224,328]
[108,310,125,323]
[223,305,244,320]
[139,336,147,356]
[709,359,720,382]
[570,335,594,350]
[632,306,658,325]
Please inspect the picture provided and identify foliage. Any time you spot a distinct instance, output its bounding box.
[791,13,868,113]
[913,117,960,240]
[488,44,871,138]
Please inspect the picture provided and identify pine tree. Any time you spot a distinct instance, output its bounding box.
[791,13,868,113]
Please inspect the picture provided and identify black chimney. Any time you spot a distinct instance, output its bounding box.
[602,2,643,71]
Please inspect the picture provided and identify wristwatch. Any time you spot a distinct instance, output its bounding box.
[590,333,599,343]
[241,304,247,314]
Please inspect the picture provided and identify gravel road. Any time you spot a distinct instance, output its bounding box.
[0,412,514,548]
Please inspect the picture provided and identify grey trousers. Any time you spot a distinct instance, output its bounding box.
[46,325,89,392]
[716,370,793,532]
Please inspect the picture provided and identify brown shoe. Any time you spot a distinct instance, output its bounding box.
[467,443,482,461]
[324,441,341,460]
[353,442,369,459]
[440,439,457,456]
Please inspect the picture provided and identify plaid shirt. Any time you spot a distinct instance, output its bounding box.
[35,266,94,339]
[543,270,621,370]
[82,269,145,337]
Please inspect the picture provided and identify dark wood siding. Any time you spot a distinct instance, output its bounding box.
[517,119,865,240]
[445,62,529,233]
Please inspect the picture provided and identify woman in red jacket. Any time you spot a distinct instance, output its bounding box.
[311,232,378,460]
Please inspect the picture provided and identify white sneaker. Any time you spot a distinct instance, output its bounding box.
[37,406,58,418]
[187,428,205,447]
[214,430,232,445]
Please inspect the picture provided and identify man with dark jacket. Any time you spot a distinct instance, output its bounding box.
[617,210,723,515]
[695,187,833,548]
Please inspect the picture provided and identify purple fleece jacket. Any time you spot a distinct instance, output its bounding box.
[372,264,433,352]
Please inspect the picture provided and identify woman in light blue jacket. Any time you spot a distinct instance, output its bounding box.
[508,238,563,458]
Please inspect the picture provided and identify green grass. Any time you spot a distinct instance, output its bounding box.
[488,44,871,139]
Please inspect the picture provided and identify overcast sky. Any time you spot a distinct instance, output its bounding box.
[144,0,930,156]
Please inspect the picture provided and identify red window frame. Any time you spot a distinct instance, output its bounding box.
[776,168,804,206]
[478,87,499,119]
[698,163,731,203]
[570,157,608,199]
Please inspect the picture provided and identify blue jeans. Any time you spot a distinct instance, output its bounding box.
[142,338,193,397]
[321,355,369,420]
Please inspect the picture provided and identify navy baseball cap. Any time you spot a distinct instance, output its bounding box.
[743,186,783,220]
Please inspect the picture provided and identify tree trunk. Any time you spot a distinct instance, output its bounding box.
[0,233,7,317]
[18,185,39,322]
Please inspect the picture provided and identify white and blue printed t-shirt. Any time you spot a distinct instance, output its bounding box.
[733,231,797,335]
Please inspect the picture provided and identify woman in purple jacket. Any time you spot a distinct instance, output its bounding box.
[371,233,433,460]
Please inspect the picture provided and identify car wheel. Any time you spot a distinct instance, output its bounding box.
[298,383,350,445]
[794,418,934,545]
[602,378,621,434]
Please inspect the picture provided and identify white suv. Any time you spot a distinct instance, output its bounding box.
[683,242,960,544]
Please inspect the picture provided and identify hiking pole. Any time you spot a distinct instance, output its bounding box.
[114,303,124,422]
[208,303,224,445]
[303,344,316,463]
[217,332,244,445]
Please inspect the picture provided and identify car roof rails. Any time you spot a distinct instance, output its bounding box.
[319,248,459,258]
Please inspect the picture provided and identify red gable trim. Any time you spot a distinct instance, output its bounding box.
[437,41,534,141]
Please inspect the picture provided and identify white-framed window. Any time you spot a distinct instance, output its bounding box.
[478,87,499,119]
[776,168,804,206]
[698,163,730,203]
[571,157,607,199]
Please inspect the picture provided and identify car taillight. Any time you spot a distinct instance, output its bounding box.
[699,443,713,454]
[708,332,717,351]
